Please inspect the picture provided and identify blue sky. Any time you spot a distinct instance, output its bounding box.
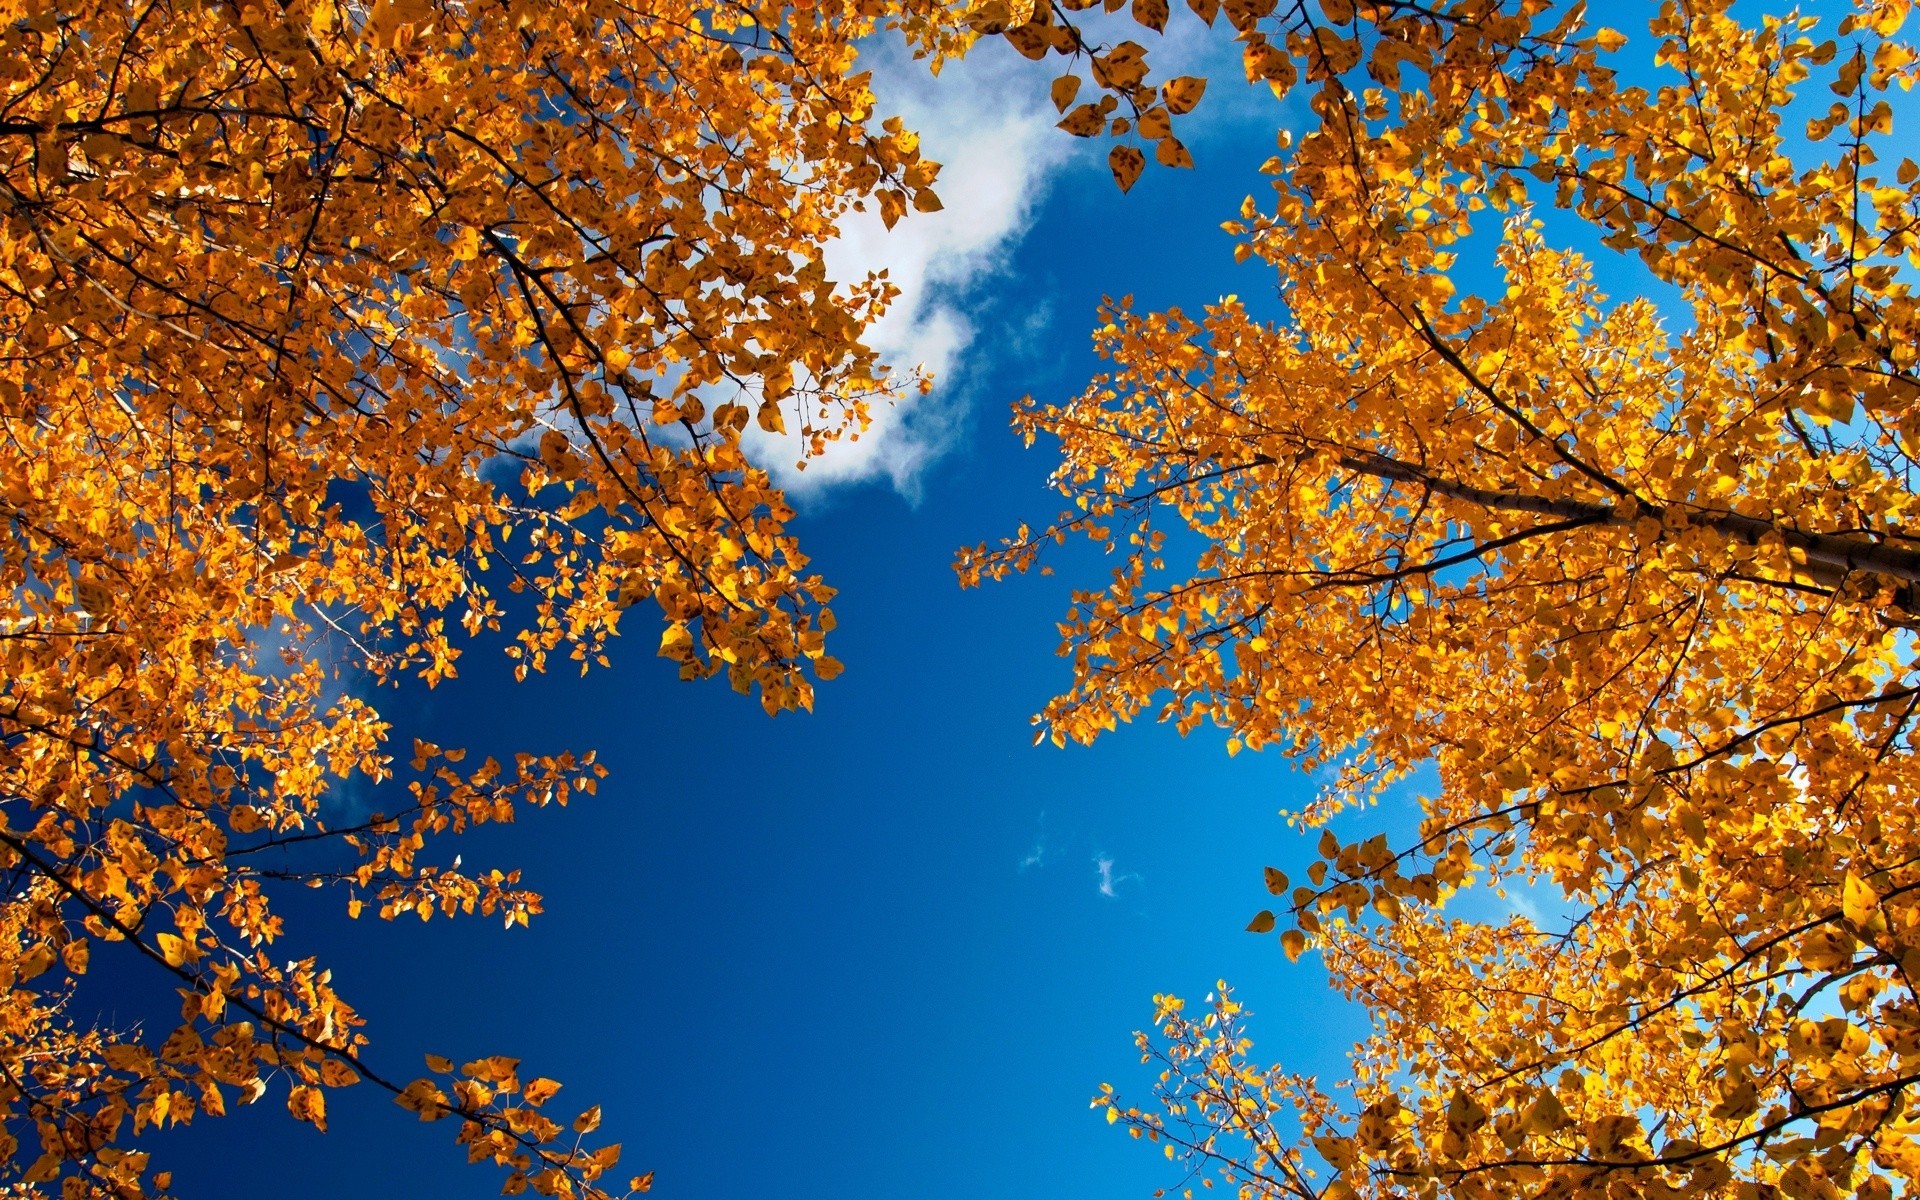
[133,33,1452,1200]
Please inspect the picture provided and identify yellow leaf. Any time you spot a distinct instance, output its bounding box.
[469,1055,521,1083]
[524,1077,563,1106]
[156,933,196,968]
[1162,76,1207,114]
[1280,930,1307,961]
[1110,145,1146,192]
[1058,103,1106,137]
[1153,137,1193,169]
[105,1044,148,1071]
[1523,1090,1570,1133]
[1842,872,1879,927]
[289,1084,327,1131]
[1130,0,1168,32]
[16,944,55,982]
[1446,1090,1488,1135]
[762,363,794,402]
[1313,1135,1358,1171]
[756,400,788,435]
[1051,74,1082,113]
[76,576,116,615]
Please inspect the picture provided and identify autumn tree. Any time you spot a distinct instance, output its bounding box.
[962,1,1920,1200]
[0,0,977,1191]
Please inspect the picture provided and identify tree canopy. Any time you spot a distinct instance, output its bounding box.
[14,0,1920,1193]
[0,0,963,1192]
[962,1,1920,1199]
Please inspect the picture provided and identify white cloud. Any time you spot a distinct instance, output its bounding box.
[1093,852,1140,898]
[1019,810,1050,871]
[745,42,1076,499]
[1504,889,1542,926]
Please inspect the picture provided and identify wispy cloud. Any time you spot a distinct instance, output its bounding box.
[1506,889,1543,926]
[1018,811,1049,871]
[744,43,1075,499]
[1093,853,1140,899]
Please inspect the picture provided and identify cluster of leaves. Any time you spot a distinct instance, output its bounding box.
[968,1,1920,1199]
[952,0,1213,191]
[0,0,971,1189]
[395,1054,649,1198]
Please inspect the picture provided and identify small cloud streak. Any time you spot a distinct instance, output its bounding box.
[1093,853,1140,899]
[1018,810,1049,871]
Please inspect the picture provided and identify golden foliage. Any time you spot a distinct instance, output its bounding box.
[966,1,1920,1199]
[0,0,960,1190]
